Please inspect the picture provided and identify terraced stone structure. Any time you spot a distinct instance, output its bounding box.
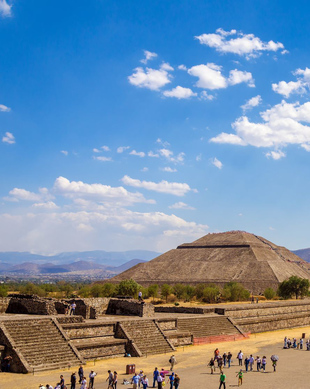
[109,231,310,293]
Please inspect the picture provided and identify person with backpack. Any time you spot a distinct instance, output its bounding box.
[169,355,176,370]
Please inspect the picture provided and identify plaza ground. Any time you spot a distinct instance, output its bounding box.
[2,325,310,389]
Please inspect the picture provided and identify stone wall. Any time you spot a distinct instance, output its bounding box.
[155,306,213,314]
[0,298,10,314]
[157,319,177,330]
[166,332,193,347]
[76,340,126,360]
[6,294,57,315]
[64,322,115,339]
[106,298,154,317]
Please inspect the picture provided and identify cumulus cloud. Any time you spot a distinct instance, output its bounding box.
[0,104,11,112]
[130,150,145,157]
[2,132,15,144]
[0,0,12,17]
[93,156,113,162]
[101,145,110,151]
[6,187,53,202]
[159,148,185,164]
[121,175,192,196]
[117,146,130,153]
[272,80,305,98]
[200,91,215,101]
[148,151,159,158]
[128,66,172,90]
[241,95,262,111]
[169,202,196,210]
[163,86,197,99]
[210,100,310,157]
[141,167,149,172]
[140,50,158,64]
[211,157,223,169]
[195,28,284,58]
[32,201,59,209]
[228,69,255,87]
[265,150,286,160]
[61,150,68,156]
[161,167,177,172]
[178,64,187,71]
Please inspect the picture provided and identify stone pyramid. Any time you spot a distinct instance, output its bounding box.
[109,231,310,293]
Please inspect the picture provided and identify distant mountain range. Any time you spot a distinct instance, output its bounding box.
[292,249,310,262]
[0,250,160,277]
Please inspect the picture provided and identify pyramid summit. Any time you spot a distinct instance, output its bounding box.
[109,231,310,293]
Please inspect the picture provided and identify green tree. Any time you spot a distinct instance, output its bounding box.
[148,284,159,301]
[184,285,195,302]
[90,284,104,297]
[195,284,206,300]
[202,285,220,303]
[78,285,91,298]
[0,284,8,297]
[278,276,310,299]
[264,287,276,300]
[173,284,186,300]
[20,282,46,297]
[161,284,172,302]
[222,282,250,302]
[101,283,116,297]
[117,279,140,297]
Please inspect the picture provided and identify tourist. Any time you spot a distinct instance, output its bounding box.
[173,373,180,389]
[214,348,220,360]
[80,376,87,389]
[208,357,215,374]
[256,356,261,371]
[78,365,84,384]
[222,352,227,367]
[236,370,243,386]
[138,291,143,301]
[227,352,232,368]
[107,370,114,389]
[217,355,223,373]
[70,372,76,389]
[219,371,226,389]
[244,356,249,372]
[141,375,149,389]
[132,372,141,389]
[113,371,118,389]
[169,372,174,389]
[139,370,144,388]
[284,336,288,349]
[261,356,267,372]
[153,367,159,387]
[59,375,65,389]
[271,357,277,372]
[300,338,304,350]
[157,372,164,389]
[169,355,176,370]
[293,338,297,348]
[70,301,76,315]
[249,355,254,371]
[89,370,97,389]
[237,350,243,366]
[3,355,12,372]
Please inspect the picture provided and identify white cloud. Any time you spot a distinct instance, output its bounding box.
[141,167,149,172]
[121,175,192,196]
[61,150,68,156]
[196,154,202,161]
[160,62,174,71]
[156,138,170,147]
[228,69,255,87]
[54,176,154,205]
[294,67,310,81]
[2,132,15,144]
[163,86,197,99]
[272,80,305,98]
[178,64,187,71]
[117,146,130,153]
[32,201,59,210]
[161,167,177,172]
[159,148,185,164]
[140,50,158,64]
[265,150,286,160]
[188,63,227,90]
[93,156,113,162]
[195,28,284,58]
[241,95,262,111]
[211,157,223,169]
[200,91,215,100]
[0,104,11,112]
[128,66,172,90]
[101,145,110,151]
[169,202,196,210]
[93,148,100,153]
[8,188,42,202]
[129,150,145,157]
[0,0,12,17]
[148,151,159,158]
[210,100,310,157]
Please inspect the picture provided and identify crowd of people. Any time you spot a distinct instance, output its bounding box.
[208,348,279,387]
[283,336,310,350]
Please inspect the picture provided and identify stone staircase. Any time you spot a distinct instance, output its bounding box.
[121,320,175,355]
[1,318,83,371]
[177,316,242,338]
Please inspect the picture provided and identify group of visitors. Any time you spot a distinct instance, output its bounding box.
[39,367,98,389]
[64,302,77,316]
[208,347,279,388]
[284,336,310,350]
[106,369,118,389]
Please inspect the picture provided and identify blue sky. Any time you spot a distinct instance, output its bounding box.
[1,0,310,254]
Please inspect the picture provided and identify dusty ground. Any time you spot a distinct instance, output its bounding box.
[2,326,310,389]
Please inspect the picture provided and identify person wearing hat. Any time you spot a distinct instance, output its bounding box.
[70,372,76,389]
[89,370,97,389]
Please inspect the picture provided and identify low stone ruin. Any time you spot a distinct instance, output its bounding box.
[6,294,58,315]
[106,298,155,317]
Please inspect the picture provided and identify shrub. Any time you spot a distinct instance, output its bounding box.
[202,286,220,303]
[148,284,159,301]
[173,284,186,300]
[161,284,172,302]
[117,279,140,297]
[222,282,250,302]
[184,285,195,302]
[264,287,276,300]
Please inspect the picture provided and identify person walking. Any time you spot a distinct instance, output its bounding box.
[59,375,65,389]
[249,355,254,371]
[80,377,87,389]
[89,370,97,389]
[169,373,174,389]
[113,371,118,389]
[256,356,261,371]
[300,338,304,350]
[132,373,141,389]
[261,356,267,372]
[237,351,243,366]
[169,355,176,370]
[208,357,215,374]
[78,365,84,384]
[227,352,232,368]
[157,372,164,389]
[236,370,243,386]
[219,372,226,389]
[70,301,76,315]
[70,372,76,389]
[223,352,227,367]
[153,368,159,388]
[141,375,149,389]
[244,357,249,372]
[173,374,180,389]
[107,370,114,389]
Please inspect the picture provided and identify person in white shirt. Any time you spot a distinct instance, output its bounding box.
[237,350,243,366]
[89,370,97,388]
